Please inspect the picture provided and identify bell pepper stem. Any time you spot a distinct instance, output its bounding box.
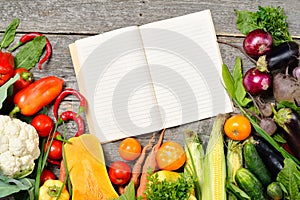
[9,105,20,117]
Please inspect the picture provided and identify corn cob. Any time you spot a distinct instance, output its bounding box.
[202,114,227,200]
[184,130,204,200]
[226,139,243,185]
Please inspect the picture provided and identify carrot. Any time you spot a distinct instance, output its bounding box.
[136,129,166,199]
[59,159,66,182]
[130,132,155,187]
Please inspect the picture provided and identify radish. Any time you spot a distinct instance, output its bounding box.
[243,67,272,95]
[243,29,273,58]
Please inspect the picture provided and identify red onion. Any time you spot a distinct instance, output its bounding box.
[243,67,272,95]
[243,29,273,58]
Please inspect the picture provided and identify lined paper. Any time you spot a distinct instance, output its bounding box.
[70,10,233,143]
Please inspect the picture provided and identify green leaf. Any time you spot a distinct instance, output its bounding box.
[272,133,286,143]
[235,9,259,35]
[233,57,251,107]
[0,173,35,198]
[277,101,300,116]
[0,73,20,109]
[0,18,20,49]
[276,158,300,199]
[222,64,235,98]
[113,181,136,200]
[15,36,46,70]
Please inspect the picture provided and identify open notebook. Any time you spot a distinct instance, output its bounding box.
[69,9,233,143]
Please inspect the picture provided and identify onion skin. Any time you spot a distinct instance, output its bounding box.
[243,29,273,58]
[243,67,272,95]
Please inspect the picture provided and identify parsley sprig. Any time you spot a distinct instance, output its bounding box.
[143,171,193,200]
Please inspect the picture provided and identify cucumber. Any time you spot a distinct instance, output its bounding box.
[243,138,273,186]
[235,168,266,200]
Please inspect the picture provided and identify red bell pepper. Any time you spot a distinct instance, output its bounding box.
[13,68,33,92]
[10,76,64,116]
[0,51,14,86]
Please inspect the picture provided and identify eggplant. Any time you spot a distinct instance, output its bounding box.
[257,41,299,72]
[252,135,284,178]
[273,107,300,160]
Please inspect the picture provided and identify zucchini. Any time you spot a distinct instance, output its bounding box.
[267,182,283,200]
[235,168,266,200]
[253,135,284,177]
[243,138,273,186]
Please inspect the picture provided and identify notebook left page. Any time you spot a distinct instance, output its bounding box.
[70,26,163,143]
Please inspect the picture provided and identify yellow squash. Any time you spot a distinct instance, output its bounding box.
[64,134,119,200]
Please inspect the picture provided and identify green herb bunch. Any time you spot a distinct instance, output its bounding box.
[235,6,292,46]
[143,172,193,200]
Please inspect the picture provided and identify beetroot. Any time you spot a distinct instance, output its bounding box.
[273,73,300,103]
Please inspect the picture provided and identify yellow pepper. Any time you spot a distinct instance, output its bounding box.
[39,179,70,200]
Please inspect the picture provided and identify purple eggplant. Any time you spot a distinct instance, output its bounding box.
[273,107,300,160]
[257,41,299,72]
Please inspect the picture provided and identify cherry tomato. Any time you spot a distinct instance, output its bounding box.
[119,138,142,161]
[156,141,186,171]
[40,168,56,185]
[44,140,63,160]
[13,68,33,92]
[31,114,54,137]
[108,161,131,185]
[224,115,252,141]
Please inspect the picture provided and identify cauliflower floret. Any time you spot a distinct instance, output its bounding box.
[0,115,40,178]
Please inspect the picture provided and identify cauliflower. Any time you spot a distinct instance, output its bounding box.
[0,115,40,178]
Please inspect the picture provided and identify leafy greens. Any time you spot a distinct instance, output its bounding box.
[235,6,292,46]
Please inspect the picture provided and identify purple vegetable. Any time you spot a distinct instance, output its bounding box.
[292,66,300,79]
[243,29,273,58]
[243,67,272,95]
[257,41,299,73]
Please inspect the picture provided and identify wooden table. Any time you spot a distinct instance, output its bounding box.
[1,0,300,184]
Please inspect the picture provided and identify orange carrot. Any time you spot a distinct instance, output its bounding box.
[136,129,166,199]
[59,159,66,182]
[130,133,155,187]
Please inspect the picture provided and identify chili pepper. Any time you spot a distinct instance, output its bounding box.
[9,32,52,70]
[0,51,14,86]
[10,76,64,117]
[53,88,87,120]
[39,179,70,200]
[59,110,85,137]
[13,68,33,92]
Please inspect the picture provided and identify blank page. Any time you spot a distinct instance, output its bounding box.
[73,26,162,143]
[139,10,233,128]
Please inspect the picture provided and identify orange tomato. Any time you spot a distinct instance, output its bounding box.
[119,138,142,161]
[156,141,186,171]
[224,115,252,141]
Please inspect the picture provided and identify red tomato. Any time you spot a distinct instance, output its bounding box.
[40,169,56,185]
[108,161,131,185]
[44,140,63,160]
[31,114,54,137]
[119,138,142,161]
[13,68,33,92]
[156,141,186,171]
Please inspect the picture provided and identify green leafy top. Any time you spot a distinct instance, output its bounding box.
[235,6,292,46]
[276,158,300,199]
[222,57,251,107]
[143,172,193,200]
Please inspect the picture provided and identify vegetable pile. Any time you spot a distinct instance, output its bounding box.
[0,4,300,200]
[0,19,87,200]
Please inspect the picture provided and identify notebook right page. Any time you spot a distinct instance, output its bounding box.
[139,10,233,128]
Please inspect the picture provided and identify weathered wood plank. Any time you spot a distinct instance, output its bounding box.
[0,0,299,36]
